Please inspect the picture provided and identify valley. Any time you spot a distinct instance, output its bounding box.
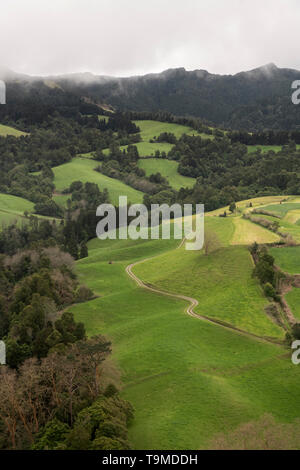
[1,106,300,451]
[2,0,300,454]
[70,196,300,449]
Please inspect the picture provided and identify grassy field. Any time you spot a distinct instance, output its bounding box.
[207,196,286,217]
[284,209,300,224]
[0,193,61,226]
[134,242,283,339]
[276,220,300,243]
[261,203,300,218]
[250,213,300,243]
[134,120,201,141]
[231,218,280,245]
[0,211,27,227]
[269,246,300,274]
[52,157,144,205]
[208,197,300,243]
[53,193,70,207]
[285,289,300,322]
[0,124,28,138]
[246,200,300,242]
[0,193,34,214]
[103,142,174,158]
[138,158,196,190]
[71,222,299,449]
[133,120,213,155]
[0,193,35,226]
[269,244,300,324]
[102,120,213,158]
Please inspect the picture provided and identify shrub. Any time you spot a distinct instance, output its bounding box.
[75,285,93,303]
[34,198,64,218]
[254,260,275,285]
[249,242,259,255]
[264,282,278,300]
[104,383,118,398]
[292,324,300,340]
[32,419,70,450]
[229,202,236,213]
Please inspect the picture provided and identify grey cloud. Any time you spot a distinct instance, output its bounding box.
[0,0,300,77]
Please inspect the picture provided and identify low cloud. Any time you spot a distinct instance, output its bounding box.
[1,0,300,77]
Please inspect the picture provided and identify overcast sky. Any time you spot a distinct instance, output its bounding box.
[1,0,300,77]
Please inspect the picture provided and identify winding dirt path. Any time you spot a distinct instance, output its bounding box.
[125,240,283,346]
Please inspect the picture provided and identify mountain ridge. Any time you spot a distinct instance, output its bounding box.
[1,63,300,130]
[2,62,299,83]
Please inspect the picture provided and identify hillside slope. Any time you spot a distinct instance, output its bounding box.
[54,64,300,130]
[2,64,300,130]
[71,202,300,449]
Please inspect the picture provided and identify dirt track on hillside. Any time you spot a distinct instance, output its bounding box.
[125,240,283,347]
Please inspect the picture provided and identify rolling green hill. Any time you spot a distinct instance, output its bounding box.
[103,141,174,158]
[52,157,144,205]
[138,158,196,190]
[208,196,286,216]
[133,218,283,339]
[269,245,300,326]
[55,64,300,131]
[102,119,212,159]
[261,203,300,218]
[231,218,280,245]
[52,193,70,207]
[285,289,300,322]
[0,193,34,214]
[133,120,205,141]
[0,193,61,226]
[248,199,300,242]
[270,246,300,274]
[70,204,300,449]
[209,197,300,243]
[0,193,35,226]
[0,124,28,137]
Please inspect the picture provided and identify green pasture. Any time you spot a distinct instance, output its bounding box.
[0,193,35,227]
[71,223,298,449]
[0,124,28,138]
[138,158,196,190]
[52,157,144,205]
[270,246,300,274]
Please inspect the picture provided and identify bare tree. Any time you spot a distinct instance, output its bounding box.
[75,336,112,396]
[0,337,112,448]
[0,368,18,448]
[59,352,82,426]
[203,230,221,256]
[18,359,48,442]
